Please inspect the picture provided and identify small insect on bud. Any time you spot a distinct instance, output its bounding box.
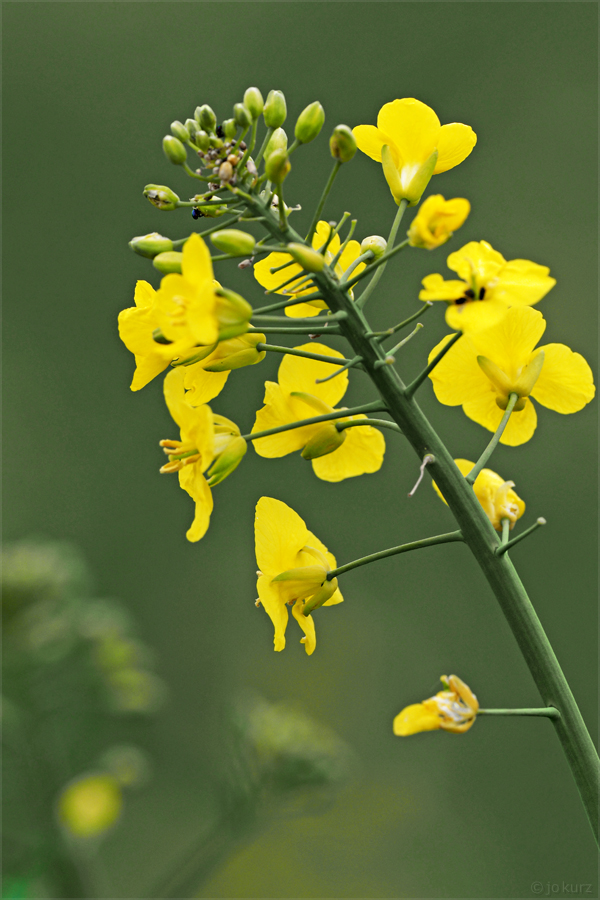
[265,148,291,184]
[222,118,237,140]
[329,124,357,163]
[210,229,256,257]
[233,102,252,129]
[143,184,180,210]
[152,251,183,274]
[162,135,187,166]
[171,120,190,143]
[360,235,387,259]
[243,86,264,119]
[264,127,287,160]
[196,104,216,133]
[286,243,325,273]
[295,101,325,144]
[218,161,234,183]
[263,89,287,128]
[195,130,210,152]
[129,233,173,258]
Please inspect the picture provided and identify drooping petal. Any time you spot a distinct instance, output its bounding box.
[472,306,546,381]
[377,99,440,166]
[186,283,219,346]
[446,241,505,286]
[134,279,156,309]
[445,297,512,333]
[179,465,214,542]
[488,259,556,308]
[531,343,596,413]
[428,334,489,406]
[393,703,441,736]
[311,418,385,482]
[463,391,538,446]
[183,361,230,404]
[433,123,477,174]
[278,343,349,407]
[284,301,328,318]
[252,383,319,457]
[163,367,190,430]
[130,353,170,391]
[291,600,316,655]
[419,274,467,302]
[181,233,214,286]
[257,575,288,652]
[255,497,308,577]
[117,305,160,357]
[352,125,389,163]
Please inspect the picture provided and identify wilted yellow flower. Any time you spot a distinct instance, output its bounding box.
[57,774,122,837]
[407,195,470,250]
[433,460,525,531]
[254,497,343,655]
[160,367,246,541]
[253,221,366,318]
[419,240,556,332]
[393,675,479,736]
[252,344,385,481]
[428,307,595,446]
[353,98,476,205]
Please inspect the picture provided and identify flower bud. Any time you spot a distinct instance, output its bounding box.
[210,229,256,257]
[185,118,198,137]
[218,161,234,183]
[152,251,183,274]
[263,89,287,128]
[206,435,247,487]
[209,136,224,150]
[215,287,253,340]
[143,184,180,210]
[171,120,190,143]
[162,135,187,166]
[329,124,357,162]
[194,202,227,218]
[265,148,291,184]
[407,195,471,250]
[243,86,264,119]
[360,235,387,259]
[222,118,237,139]
[195,130,210,152]
[286,242,326,273]
[203,333,266,372]
[233,102,252,129]
[295,101,325,144]
[264,127,288,160]
[196,104,216,132]
[129,233,173,258]
[57,774,122,838]
[301,423,346,460]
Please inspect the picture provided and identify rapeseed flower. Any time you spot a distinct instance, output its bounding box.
[254,497,343,655]
[353,98,476,206]
[57,774,122,837]
[393,675,479,736]
[419,240,556,332]
[433,460,525,531]
[253,221,366,318]
[407,195,470,250]
[252,344,385,480]
[428,307,595,446]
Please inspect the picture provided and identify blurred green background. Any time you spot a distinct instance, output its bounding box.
[3,2,597,897]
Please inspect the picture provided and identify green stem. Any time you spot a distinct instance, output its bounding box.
[316,355,363,383]
[241,401,386,442]
[256,343,356,366]
[183,162,211,181]
[255,126,273,167]
[353,203,408,307]
[327,531,463,579]
[252,294,323,314]
[403,331,462,398]
[383,322,424,360]
[238,119,258,170]
[478,707,560,718]
[306,160,342,244]
[466,393,519,484]
[501,518,511,545]
[496,518,547,556]
[336,418,403,434]
[340,250,374,281]
[247,325,341,335]
[371,302,433,341]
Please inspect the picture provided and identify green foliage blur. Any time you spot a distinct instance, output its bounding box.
[3,3,597,897]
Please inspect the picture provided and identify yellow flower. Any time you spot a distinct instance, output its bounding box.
[407,195,470,250]
[419,240,556,332]
[253,221,366,318]
[428,306,595,446]
[160,367,246,541]
[252,344,385,481]
[353,98,476,206]
[254,497,344,655]
[57,774,122,837]
[176,333,268,407]
[393,675,479,736]
[433,460,525,531]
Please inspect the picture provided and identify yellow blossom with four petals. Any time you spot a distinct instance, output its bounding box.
[393,675,479,736]
[433,460,525,531]
[407,194,471,250]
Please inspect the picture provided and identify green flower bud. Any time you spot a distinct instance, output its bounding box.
[295,101,325,144]
[263,90,287,128]
[162,135,187,166]
[196,104,216,132]
[209,136,224,149]
[129,233,174,258]
[206,436,247,487]
[215,287,253,340]
[171,120,190,143]
[233,102,252,129]
[243,86,264,119]
[203,334,266,372]
[301,422,346,460]
[222,118,237,139]
[143,184,180,210]
[185,118,198,137]
[195,130,210,152]
[286,242,325,273]
[152,251,183,274]
[360,235,387,259]
[210,229,256,257]
[194,203,227,219]
[265,148,291,184]
[264,127,287,160]
[329,124,357,162]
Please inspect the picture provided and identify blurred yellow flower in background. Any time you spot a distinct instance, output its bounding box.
[407,195,470,250]
[57,774,122,838]
[433,460,525,531]
[393,675,479,736]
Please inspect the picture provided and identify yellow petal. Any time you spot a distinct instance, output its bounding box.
[255,497,309,577]
[253,252,303,293]
[284,301,328,318]
[181,233,214,286]
[257,575,288,652]
[179,465,214,542]
[186,286,219,346]
[446,241,505,286]
[433,123,477,174]
[182,361,230,404]
[300,530,343,603]
[419,274,467,302]
[428,334,489,406]
[393,703,441,736]
[352,124,389,163]
[117,305,159,357]
[445,297,512,333]
[313,220,340,255]
[278,343,348,407]
[163,367,189,429]
[377,99,440,166]
[488,259,556,308]
[472,306,546,381]
[134,279,156,309]
[130,352,170,391]
[252,383,320,457]
[291,599,316,655]
[311,417,385,482]
[337,240,365,280]
[531,343,596,413]
[463,392,538,446]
